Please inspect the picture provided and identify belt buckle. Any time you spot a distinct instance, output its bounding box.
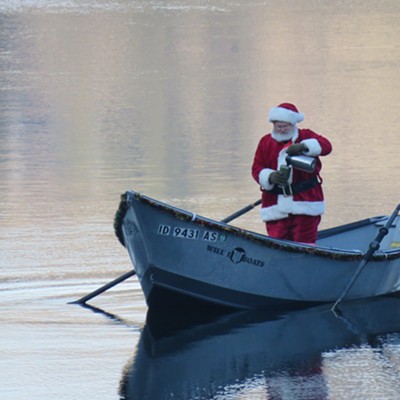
[282,184,293,197]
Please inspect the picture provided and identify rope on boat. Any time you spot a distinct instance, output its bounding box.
[113,191,400,262]
[113,193,129,247]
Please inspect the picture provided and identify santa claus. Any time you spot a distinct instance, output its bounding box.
[251,103,332,244]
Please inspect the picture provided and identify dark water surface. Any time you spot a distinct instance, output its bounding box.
[1,1,400,399]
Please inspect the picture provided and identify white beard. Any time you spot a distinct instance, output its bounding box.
[271,126,298,142]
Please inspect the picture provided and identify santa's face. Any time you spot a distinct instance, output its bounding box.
[272,121,295,141]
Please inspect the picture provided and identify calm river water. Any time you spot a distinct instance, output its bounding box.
[1,1,400,399]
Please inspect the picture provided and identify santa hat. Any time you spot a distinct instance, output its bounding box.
[268,103,304,125]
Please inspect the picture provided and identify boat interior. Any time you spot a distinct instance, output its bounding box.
[316,215,400,253]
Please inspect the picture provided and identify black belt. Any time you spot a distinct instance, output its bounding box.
[266,176,319,196]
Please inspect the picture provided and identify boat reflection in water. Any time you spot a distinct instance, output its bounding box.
[119,297,400,400]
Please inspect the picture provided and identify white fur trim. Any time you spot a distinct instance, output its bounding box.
[260,198,325,222]
[268,107,304,125]
[260,205,288,221]
[302,138,321,156]
[259,169,275,190]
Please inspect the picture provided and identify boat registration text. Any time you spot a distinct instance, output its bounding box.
[157,224,223,242]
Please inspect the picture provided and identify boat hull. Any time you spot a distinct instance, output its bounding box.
[117,191,400,309]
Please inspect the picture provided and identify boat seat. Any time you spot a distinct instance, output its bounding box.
[316,216,399,252]
[376,216,400,251]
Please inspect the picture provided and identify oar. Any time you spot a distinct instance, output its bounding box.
[69,270,136,305]
[331,203,400,313]
[71,198,262,305]
[221,199,262,223]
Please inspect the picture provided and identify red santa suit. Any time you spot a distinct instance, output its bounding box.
[251,103,332,243]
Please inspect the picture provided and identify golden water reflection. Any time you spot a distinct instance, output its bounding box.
[1,2,399,234]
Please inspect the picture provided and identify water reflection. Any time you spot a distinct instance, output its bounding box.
[120,297,400,400]
[1,1,399,227]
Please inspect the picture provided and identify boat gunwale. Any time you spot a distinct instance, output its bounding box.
[117,190,400,262]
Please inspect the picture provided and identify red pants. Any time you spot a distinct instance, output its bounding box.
[266,215,321,244]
